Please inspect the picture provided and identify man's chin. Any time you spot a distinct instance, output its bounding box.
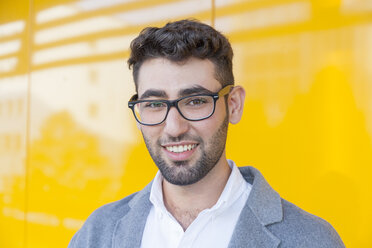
[158,161,210,186]
[162,171,201,186]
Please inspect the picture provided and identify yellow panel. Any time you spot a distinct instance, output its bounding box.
[216,0,372,247]
[26,0,213,247]
[0,0,29,247]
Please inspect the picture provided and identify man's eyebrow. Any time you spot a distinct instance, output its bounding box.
[178,86,214,97]
[139,89,167,99]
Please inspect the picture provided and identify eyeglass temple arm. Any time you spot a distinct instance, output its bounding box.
[218,85,233,97]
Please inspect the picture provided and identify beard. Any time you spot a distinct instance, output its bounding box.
[142,116,229,186]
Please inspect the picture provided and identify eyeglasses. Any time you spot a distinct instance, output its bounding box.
[128,85,233,126]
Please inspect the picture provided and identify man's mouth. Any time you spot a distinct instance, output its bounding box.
[161,142,199,161]
[164,144,198,153]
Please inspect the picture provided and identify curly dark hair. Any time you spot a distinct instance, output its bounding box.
[128,19,234,92]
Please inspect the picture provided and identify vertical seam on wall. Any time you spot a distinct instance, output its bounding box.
[211,0,215,27]
[24,0,34,247]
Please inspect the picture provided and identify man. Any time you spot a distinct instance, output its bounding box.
[69,19,345,248]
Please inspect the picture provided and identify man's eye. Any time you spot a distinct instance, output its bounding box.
[145,102,165,108]
[187,97,208,106]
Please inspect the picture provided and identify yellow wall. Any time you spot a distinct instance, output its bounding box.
[0,0,371,247]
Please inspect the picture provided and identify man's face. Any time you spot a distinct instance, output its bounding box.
[136,57,229,186]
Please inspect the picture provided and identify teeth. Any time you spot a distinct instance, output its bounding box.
[165,144,197,153]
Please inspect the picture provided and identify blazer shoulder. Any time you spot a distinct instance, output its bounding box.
[89,192,137,220]
[268,199,345,248]
[68,192,138,248]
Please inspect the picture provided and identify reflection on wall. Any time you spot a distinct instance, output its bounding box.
[0,20,26,75]
[27,0,212,247]
[0,74,27,248]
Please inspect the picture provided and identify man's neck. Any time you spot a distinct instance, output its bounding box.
[162,157,232,231]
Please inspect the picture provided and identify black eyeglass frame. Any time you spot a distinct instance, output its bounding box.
[128,85,233,126]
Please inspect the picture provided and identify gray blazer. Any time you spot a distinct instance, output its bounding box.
[68,166,345,248]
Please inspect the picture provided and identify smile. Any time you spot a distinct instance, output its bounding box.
[164,144,197,153]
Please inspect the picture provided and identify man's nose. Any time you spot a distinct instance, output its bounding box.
[163,106,189,137]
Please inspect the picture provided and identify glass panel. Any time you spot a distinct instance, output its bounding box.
[216,0,372,247]
[0,1,29,247]
[26,0,213,247]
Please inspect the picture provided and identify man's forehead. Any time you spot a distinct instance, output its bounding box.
[136,57,219,93]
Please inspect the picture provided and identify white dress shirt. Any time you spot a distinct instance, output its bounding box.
[141,160,251,248]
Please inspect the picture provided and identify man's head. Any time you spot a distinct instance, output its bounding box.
[128,20,245,186]
[128,19,234,92]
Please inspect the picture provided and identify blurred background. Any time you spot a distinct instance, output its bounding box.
[0,0,371,247]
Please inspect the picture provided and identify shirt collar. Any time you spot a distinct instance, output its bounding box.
[149,169,167,215]
[149,160,250,215]
[209,160,249,213]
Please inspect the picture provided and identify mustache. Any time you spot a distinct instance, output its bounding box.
[158,133,202,144]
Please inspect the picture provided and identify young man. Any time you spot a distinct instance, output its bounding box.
[69,20,345,248]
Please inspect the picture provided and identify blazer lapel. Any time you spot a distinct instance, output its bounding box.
[228,205,280,248]
[229,167,283,248]
[113,184,153,248]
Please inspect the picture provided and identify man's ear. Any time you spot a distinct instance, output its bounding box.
[227,86,246,124]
